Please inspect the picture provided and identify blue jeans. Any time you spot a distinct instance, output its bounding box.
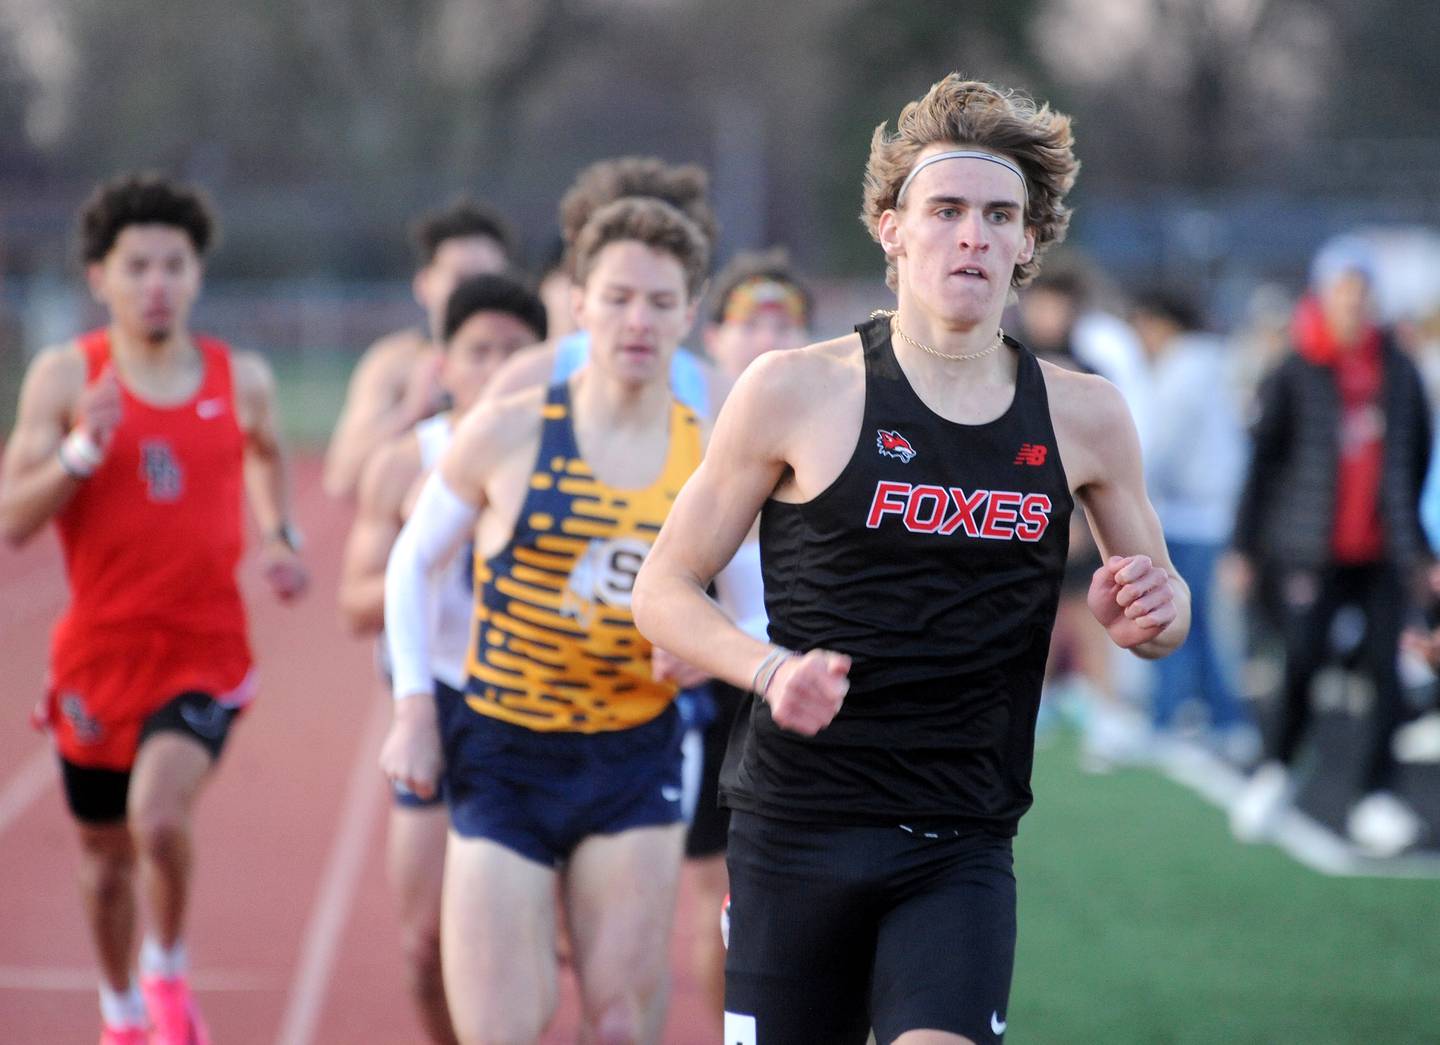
[1152,539,1247,731]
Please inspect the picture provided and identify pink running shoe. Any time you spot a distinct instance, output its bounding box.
[140,974,211,1045]
[98,1024,148,1045]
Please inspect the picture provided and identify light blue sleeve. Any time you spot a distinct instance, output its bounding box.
[668,349,710,416]
[1421,425,1440,551]
[551,330,591,383]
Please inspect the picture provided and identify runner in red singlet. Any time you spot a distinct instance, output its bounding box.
[0,174,307,1045]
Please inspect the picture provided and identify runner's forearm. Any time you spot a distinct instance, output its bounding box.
[0,453,83,546]
[634,570,779,694]
[243,442,292,539]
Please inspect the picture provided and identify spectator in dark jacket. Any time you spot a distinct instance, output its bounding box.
[1228,235,1433,857]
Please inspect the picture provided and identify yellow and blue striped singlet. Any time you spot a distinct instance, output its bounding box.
[465,382,703,732]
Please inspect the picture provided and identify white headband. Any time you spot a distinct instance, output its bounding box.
[895,150,1028,207]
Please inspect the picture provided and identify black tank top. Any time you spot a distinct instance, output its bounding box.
[720,316,1074,832]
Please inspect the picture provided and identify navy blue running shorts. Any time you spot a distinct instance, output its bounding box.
[723,810,1017,1044]
[441,700,684,867]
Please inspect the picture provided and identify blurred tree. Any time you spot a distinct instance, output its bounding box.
[1,0,1437,284]
[0,21,38,173]
[1033,0,1334,188]
[817,0,1050,275]
[1322,0,1440,140]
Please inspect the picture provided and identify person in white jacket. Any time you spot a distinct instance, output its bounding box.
[1131,290,1254,757]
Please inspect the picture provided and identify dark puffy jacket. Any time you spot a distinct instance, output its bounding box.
[1232,336,1433,570]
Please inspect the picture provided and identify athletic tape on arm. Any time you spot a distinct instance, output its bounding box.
[384,472,479,701]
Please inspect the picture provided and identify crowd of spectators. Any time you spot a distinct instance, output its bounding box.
[1017,231,1440,858]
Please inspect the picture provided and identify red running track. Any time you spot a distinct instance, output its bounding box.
[0,456,719,1043]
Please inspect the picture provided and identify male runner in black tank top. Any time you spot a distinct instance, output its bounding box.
[634,74,1191,1045]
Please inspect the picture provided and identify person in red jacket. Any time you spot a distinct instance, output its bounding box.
[1228,235,1434,857]
[0,174,307,1044]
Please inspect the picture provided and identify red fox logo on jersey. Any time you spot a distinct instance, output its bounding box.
[877,429,916,462]
[865,480,1053,541]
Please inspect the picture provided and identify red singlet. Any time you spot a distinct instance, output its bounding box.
[46,329,255,769]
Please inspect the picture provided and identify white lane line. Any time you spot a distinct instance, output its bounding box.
[0,748,55,839]
[273,701,389,1045]
[0,967,278,991]
[1157,740,1440,879]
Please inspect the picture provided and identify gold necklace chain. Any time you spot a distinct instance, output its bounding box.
[871,309,1005,362]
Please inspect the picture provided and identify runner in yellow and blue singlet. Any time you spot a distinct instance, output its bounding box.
[467,382,702,730]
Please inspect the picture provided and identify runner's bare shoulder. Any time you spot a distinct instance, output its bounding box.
[362,327,430,369]
[19,340,88,415]
[1039,362,1136,487]
[728,332,862,415]
[1038,362,1129,436]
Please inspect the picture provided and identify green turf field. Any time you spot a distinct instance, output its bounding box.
[269,351,350,449]
[0,348,350,451]
[1012,733,1440,1043]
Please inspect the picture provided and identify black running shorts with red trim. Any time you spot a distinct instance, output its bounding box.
[60,691,238,824]
[723,811,1016,1044]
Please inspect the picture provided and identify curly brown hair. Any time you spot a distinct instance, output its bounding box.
[559,157,717,266]
[862,75,1079,290]
[79,173,217,263]
[572,197,710,300]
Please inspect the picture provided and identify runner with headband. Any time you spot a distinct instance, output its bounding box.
[634,75,1188,1045]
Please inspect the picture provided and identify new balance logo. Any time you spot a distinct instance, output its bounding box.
[877,429,916,462]
[1013,443,1047,466]
[196,397,226,420]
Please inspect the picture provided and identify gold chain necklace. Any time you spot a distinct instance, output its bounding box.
[871,309,1005,362]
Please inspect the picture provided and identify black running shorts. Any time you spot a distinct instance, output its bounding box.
[60,691,237,824]
[723,810,1017,1044]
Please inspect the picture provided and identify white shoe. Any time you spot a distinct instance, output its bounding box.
[1347,791,1422,858]
[1080,702,1151,772]
[1394,712,1440,764]
[1213,723,1263,768]
[1229,761,1292,843]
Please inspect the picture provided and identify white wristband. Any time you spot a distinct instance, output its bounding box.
[58,429,104,479]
